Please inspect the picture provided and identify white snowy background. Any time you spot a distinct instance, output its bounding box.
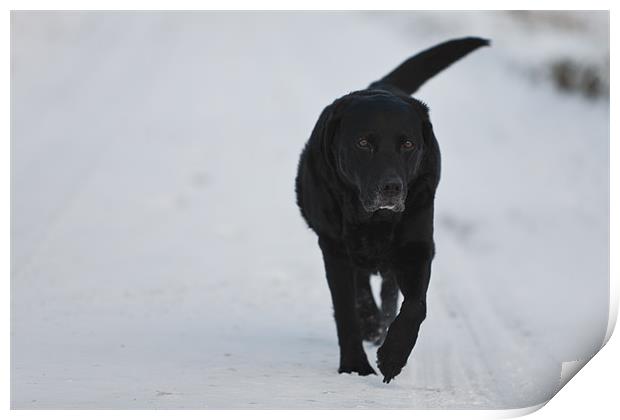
[11,11,609,409]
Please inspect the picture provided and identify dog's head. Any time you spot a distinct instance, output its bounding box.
[313,90,435,214]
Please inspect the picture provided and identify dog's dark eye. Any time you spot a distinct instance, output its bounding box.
[401,140,415,150]
[357,138,371,150]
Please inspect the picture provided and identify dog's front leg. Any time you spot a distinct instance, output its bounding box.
[377,241,434,383]
[319,237,375,376]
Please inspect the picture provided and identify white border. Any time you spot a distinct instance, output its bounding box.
[2,0,615,11]
[5,1,616,418]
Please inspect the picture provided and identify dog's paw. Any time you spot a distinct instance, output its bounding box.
[338,359,377,376]
[376,342,407,383]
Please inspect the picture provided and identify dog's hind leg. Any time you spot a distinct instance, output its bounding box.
[362,271,400,346]
[380,272,400,326]
[355,271,385,344]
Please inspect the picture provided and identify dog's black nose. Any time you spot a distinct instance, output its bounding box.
[380,179,403,196]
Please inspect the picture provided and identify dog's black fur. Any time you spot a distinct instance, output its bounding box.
[295,37,489,383]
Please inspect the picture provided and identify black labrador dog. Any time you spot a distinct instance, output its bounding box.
[295,37,489,383]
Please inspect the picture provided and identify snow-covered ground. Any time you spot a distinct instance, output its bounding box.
[11,11,609,409]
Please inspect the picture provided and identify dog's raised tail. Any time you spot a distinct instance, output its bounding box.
[371,37,490,96]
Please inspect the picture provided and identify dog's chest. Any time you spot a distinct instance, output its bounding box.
[343,222,398,270]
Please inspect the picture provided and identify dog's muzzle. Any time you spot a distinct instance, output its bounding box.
[361,192,406,213]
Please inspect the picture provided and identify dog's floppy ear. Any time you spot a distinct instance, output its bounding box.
[406,97,441,184]
[404,97,431,142]
[405,97,438,148]
[309,95,354,178]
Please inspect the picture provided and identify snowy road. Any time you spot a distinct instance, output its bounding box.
[11,11,609,409]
